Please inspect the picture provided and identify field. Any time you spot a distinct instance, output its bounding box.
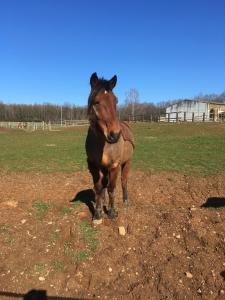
[0,123,225,300]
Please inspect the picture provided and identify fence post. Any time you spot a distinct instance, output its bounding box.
[176,112,178,122]
[184,112,186,122]
[203,113,205,122]
[192,112,195,122]
[167,113,170,123]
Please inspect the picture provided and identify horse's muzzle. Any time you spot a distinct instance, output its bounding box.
[106,130,121,144]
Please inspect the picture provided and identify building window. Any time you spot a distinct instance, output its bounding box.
[209,109,215,121]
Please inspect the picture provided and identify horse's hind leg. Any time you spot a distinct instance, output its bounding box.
[88,161,107,223]
[121,160,131,204]
[107,166,120,219]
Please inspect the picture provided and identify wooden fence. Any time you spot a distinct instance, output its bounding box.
[160,112,225,123]
[0,120,89,131]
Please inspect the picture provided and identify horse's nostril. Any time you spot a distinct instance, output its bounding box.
[107,131,120,143]
[109,131,116,139]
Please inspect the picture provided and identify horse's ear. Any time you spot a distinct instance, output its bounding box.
[109,75,117,90]
[90,72,98,88]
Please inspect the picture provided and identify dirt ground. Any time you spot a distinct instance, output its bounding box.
[0,170,224,300]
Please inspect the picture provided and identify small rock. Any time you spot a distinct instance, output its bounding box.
[118,226,126,236]
[47,221,53,225]
[176,234,181,239]
[108,267,112,272]
[219,290,225,295]
[39,277,45,281]
[21,219,26,224]
[190,207,197,211]
[185,272,193,279]
[93,219,102,225]
[197,288,202,294]
[76,271,83,278]
[3,201,18,208]
[79,211,89,218]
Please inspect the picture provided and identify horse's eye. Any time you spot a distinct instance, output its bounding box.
[94,101,100,106]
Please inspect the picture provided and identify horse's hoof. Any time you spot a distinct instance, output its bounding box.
[123,199,129,205]
[93,218,102,225]
[108,209,118,219]
[93,210,102,224]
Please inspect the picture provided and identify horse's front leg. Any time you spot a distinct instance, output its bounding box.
[107,166,120,219]
[88,161,108,224]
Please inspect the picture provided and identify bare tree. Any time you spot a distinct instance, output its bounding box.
[125,88,139,120]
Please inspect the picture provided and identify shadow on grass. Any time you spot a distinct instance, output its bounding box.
[71,189,95,216]
[0,289,91,299]
[201,197,225,208]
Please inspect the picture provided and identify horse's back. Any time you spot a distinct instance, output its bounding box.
[120,121,134,149]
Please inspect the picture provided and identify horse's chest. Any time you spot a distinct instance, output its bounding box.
[101,144,122,168]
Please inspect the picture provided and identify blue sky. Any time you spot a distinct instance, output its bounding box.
[0,0,225,105]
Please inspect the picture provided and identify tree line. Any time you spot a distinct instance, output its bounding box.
[0,103,87,122]
[0,90,224,122]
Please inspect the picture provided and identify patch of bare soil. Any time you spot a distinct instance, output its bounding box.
[0,170,224,300]
[0,128,11,133]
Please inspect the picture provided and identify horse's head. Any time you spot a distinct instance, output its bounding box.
[88,72,121,144]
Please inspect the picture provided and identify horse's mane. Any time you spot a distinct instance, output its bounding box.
[88,78,112,115]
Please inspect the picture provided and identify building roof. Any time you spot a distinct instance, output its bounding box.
[167,99,225,107]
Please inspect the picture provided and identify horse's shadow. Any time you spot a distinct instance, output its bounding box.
[201,197,225,208]
[71,189,95,216]
[221,270,225,281]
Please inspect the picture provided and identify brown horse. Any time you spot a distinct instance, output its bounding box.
[85,73,134,224]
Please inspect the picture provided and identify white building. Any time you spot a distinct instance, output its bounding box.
[164,100,225,122]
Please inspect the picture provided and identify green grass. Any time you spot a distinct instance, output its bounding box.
[52,260,64,272]
[132,122,225,175]
[62,206,74,216]
[0,224,15,245]
[79,220,98,252]
[64,241,74,256]
[0,123,225,175]
[0,127,86,172]
[50,231,60,244]
[32,201,52,219]
[75,250,90,262]
[0,224,10,233]
[34,263,47,273]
